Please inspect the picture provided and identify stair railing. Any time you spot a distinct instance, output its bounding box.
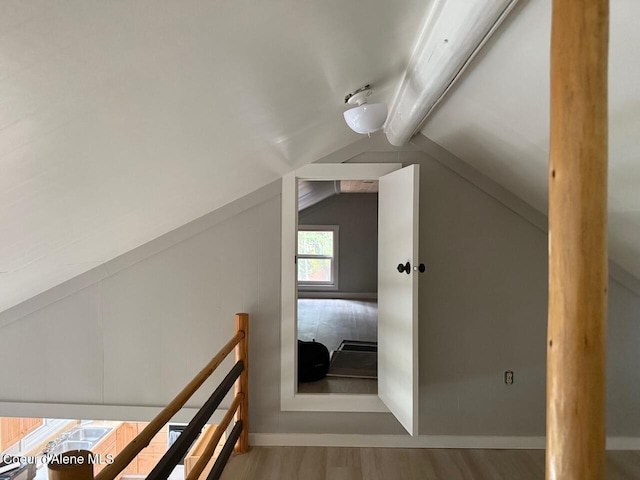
[48,313,249,480]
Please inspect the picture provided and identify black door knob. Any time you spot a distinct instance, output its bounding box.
[397,262,411,274]
[418,263,426,273]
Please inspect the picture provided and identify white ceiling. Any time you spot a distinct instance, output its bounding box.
[0,0,431,312]
[2,0,638,313]
[421,0,640,279]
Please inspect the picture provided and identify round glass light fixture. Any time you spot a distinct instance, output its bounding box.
[343,86,387,135]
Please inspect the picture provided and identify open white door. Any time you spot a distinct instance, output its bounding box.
[378,164,420,436]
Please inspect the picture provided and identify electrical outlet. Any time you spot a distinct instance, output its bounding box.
[505,370,514,385]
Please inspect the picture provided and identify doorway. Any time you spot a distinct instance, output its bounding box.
[296,179,379,394]
[280,162,420,435]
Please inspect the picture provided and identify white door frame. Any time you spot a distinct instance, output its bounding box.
[280,163,402,412]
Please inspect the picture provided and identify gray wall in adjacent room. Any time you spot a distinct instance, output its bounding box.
[1,139,639,439]
[299,193,378,294]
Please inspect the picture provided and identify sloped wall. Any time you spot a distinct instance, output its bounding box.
[1,142,639,440]
[0,195,280,411]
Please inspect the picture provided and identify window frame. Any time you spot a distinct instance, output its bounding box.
[297,225,339,290]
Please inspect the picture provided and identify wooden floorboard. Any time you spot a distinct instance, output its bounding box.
[219,447,640,480]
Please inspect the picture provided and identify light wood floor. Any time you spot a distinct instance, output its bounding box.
[297,299,378,394]
[297,375,378,394]
[220,447,640,480]
[297,298,378,352]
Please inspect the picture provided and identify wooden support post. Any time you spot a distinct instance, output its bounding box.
[547,1,609,479]
[48,450,94,480]
[234,313,249,453]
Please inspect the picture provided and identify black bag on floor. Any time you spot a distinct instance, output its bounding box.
[298,339,330,382]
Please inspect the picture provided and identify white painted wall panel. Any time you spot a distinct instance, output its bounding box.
[607,283,640,436]
[415,151,547,435]
[0,315,28,402]
[0,284,104,404]
[101,208,260,408]
[0,141,638,439]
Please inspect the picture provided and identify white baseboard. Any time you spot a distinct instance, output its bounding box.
[298,292,377,300]
[250,433,640,451]
[250,433,545,450]
[606,437,640,450]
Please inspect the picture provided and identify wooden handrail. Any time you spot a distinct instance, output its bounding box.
[185,394,242,480]
[94,321,247,480]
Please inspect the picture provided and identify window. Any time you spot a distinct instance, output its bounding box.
[297,225,338,288]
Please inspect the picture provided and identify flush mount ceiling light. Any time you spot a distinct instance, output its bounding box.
[343,85,388,135]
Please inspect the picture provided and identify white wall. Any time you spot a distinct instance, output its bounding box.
[0,195,279,412]
[1,140,639,440]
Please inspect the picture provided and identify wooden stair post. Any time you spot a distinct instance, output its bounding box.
[547,0,609,479]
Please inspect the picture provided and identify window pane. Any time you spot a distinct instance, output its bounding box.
[298,258,332,282]
[298,231,334,256]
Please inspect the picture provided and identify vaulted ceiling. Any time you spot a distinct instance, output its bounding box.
[1,0,638,313]
[422,0,640,280]
[0,0,429,312]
